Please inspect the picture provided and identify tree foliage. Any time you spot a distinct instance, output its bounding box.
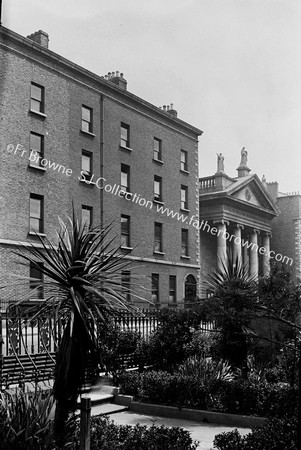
[202,254,258,367]
[258,262,301,325]
[14,208,142,446]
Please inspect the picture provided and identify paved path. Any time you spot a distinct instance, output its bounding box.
[108,411,251,450]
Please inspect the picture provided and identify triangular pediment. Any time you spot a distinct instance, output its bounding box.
[225,174,278,214]
[233,185,262,206]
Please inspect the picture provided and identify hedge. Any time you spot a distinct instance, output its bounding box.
[119,371,298,417]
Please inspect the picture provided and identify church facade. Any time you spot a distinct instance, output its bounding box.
[198,150,280,295]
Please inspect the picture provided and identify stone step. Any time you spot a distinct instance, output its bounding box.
[89,392,114,405]
[78,392,114,407]
[78,384,119,406]
[89,384,120,396]
[91,403,128,417]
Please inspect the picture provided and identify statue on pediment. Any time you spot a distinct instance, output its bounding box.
[216,153,224,172]
[240,147,248,166]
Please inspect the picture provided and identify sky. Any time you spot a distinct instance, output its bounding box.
[2,0,301,194]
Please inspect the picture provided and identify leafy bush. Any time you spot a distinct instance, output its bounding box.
[270,341,299,386]
[217,379,298,417]
[213,416,297,450]
[120,370,212,410]
[146,308,207,371]
[178,357,236,383]
[89,415,199,449]
[0,387,55,450]
[0,386,78,450]
[0,386,77,450]
[98,321,142,382]
[213,429,244,450]
[120,370,298,417]
[183,330,221,359]
[247,346,299,387]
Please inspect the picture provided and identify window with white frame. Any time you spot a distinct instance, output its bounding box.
[30,82,45,113]
[121,215,130,247]
[181,185,188,210]
[82,106,93,133]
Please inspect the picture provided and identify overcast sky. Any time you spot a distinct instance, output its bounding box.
[3,0,301,194]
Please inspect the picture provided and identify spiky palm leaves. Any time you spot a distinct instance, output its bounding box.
[14,209,141,444]
[204,252,258,368]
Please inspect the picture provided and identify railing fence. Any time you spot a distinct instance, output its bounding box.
[0,306,215,357]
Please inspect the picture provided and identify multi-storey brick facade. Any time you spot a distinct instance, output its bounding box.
[0,26,202,308]
[267,183,301,283]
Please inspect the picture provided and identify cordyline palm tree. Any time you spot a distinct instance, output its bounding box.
[204,251,258,370]
[14,209,143,446]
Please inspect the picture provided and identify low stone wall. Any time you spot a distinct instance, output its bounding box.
[115,395,267,428]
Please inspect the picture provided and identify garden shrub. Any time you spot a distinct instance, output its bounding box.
[120,370,211,410]
[183,329,221,359]
[98,321,142,382]
[211,379,298,416]
[146,307,207,371]
[120,371,298,417]
[213,429,244,450]
[261,383,298,418]
[213,416,297,450]
[178,357,236,383]
[89,415,199,450]
[0,386,77,449]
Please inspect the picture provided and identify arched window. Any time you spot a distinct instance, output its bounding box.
[185,274,196,300]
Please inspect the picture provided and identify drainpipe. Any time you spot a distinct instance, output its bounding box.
[100,94,104,231]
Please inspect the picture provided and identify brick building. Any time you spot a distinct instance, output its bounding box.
[0,27,203,308]
[267,183,301,283]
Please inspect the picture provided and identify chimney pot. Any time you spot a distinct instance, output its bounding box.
[104,71,127,90]
[163,105,166,111]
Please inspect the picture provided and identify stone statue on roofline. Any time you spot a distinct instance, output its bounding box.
[239,147,248,166]
[216,153,224,173]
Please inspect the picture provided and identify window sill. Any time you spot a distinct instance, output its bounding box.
[180,169,190,175]
[80,129,96,137]
[120,246,133,251]
[181,255,191,260]
[153,158,164,165]
[153,199,164,205]
[120,144,133,152]
[28,232,46,237]
[180,208,190,214]
[153,251,165,256]
[28,163,46,172]
[29,109,47,119]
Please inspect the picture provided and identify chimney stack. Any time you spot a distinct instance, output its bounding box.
[266,182,279,202]
[103,71,127,90]
[158,103,178,117]
[27,30,49,49]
